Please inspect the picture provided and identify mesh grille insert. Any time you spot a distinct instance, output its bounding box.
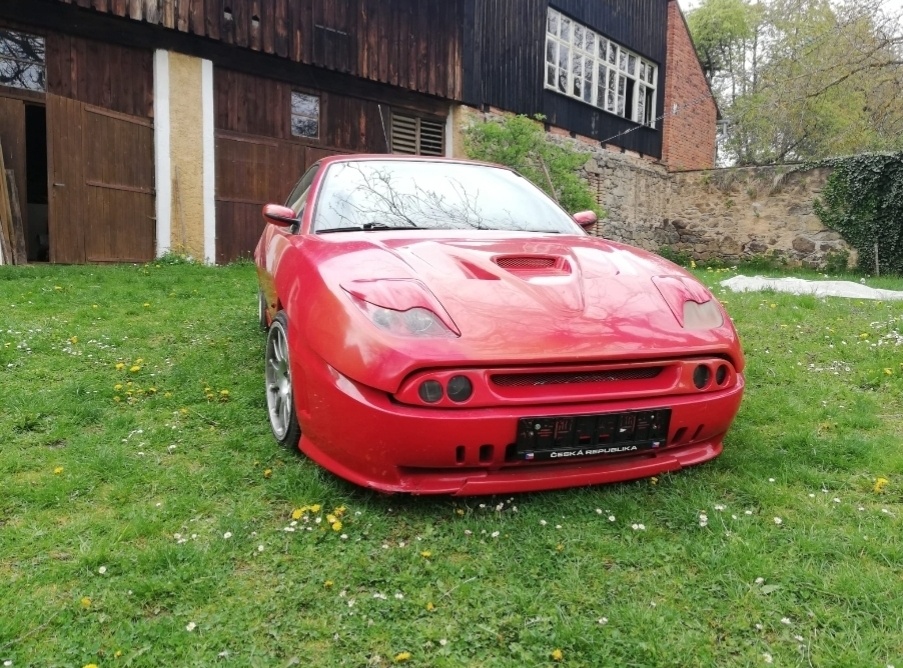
[495,256,557,270]
[492,367,663,388]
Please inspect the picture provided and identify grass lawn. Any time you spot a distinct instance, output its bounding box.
[1,259,902,667]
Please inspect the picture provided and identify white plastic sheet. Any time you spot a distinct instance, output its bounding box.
[720,275,903,301]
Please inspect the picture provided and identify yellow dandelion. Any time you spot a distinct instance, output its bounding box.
[885,368,893,375]
[114,650,122,658]
[455,508,465,516]
[54,285,62,291]
[54,466,64,475]
[115,362,125,371]
[551,649,564,662]
[769,303,776,309]
[148,387,157,394]
[292,508,304,520]
[80,596,91,609]
[180,408,188,414]
[650,476,659,485]
[420,550,432,558]
[334,505,347,516]
[311,504,322,513]
[689,260,696,268]
[426,601,435,612]
[324,580,334,588]
[70,336,78,344]
[220,389,230,397]
[327,514,337,524]
[92,304,98,309]
[143,303,150,308]
[394,652,412,663]
[113,396,121,403]
[129,365,141,373]
[83,664,98,668]
[860,333,869,339]
[114,384,123,391]
[264,469,272,478]
[164,392,172,398]
[331,521,343,532]
[555,544,564,552]
[874,477,889,493]
[204,386,212,392]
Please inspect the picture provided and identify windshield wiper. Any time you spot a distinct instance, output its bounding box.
[317,222,423,234]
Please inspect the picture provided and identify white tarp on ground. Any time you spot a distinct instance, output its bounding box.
[720,275,903,301]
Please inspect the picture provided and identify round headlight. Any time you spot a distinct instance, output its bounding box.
[418,380,444,403]
[447,375,473,403]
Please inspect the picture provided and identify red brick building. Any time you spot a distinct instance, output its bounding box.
[661,0,719,171]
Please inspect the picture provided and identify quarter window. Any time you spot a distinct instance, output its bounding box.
[0,29,45,92]
[291,91,320,139]
[545,8,657,127]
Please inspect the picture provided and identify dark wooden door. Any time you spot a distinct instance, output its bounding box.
[214,130,350,264]
[47,95,155,263]
[47,94,85,264]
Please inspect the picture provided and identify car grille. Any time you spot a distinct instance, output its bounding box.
[491,367,663,388]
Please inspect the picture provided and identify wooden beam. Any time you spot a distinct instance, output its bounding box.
[0,141,13,265]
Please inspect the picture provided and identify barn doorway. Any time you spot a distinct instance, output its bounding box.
[24,103,48,261]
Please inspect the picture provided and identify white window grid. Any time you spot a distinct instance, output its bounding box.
[545,8,658,128]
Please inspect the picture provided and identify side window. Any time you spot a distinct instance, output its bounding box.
[284,164,320,216]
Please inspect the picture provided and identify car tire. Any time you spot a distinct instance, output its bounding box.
[258,290,269,331]
[265,311,302,449]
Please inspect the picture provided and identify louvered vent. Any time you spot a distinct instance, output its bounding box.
[391,112,445,156]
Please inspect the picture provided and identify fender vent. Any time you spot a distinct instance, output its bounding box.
[491,367,663,388]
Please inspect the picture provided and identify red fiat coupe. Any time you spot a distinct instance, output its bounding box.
[254,156,744,495]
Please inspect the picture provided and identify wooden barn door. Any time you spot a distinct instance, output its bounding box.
[47,95,155,263]
[0,97,28,264]
[215,131,351,264]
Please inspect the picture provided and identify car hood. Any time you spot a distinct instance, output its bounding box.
[304,232,743,377]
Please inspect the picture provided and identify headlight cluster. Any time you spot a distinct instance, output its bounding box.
[418,375,474,403]
[351,297,457,338]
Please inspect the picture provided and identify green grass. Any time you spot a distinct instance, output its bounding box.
[1,260,902,667]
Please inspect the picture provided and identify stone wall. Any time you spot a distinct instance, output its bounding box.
[664,166,850,267]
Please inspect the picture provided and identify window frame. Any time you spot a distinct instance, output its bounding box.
[290,90,321,141]
[0,28,46,94]
[544,8,658,128]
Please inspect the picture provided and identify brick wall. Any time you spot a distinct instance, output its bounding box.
[661,0,718,171]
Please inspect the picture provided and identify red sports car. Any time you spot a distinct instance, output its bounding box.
[254,156,744,495]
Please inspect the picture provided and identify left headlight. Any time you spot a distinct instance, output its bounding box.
[351,296,458,338]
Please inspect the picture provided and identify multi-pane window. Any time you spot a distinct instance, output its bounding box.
[545,8,657,128]
[0,29,45,92]
[291,91,320,139]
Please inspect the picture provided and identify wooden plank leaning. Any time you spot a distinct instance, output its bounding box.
[0,138,13,265]
[7,170,26,264]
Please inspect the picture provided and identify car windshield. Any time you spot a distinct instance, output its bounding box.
[312,160,582,234]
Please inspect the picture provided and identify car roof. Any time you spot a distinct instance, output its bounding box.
[314,154,510,171]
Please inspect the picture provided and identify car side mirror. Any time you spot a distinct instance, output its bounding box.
[263,203,299,228]
[572,210,598,231]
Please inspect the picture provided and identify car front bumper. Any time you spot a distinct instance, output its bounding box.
[295,353,745,496]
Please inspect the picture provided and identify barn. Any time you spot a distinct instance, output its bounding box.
[0,0,715,265]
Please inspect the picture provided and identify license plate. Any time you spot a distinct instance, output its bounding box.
[513,409,671,461]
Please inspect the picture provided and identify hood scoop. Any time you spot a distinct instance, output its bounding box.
[493,255,571,276]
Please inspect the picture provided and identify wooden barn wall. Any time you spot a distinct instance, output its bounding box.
[215,69,389,153]
[51,0,464,101]
[466,0,667,158]
[45,34,154,118]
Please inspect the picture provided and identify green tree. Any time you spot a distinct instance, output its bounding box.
[688,0,903,165]
[462,114,603,216]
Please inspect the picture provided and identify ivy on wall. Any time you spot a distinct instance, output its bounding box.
[463,114,604,217]
[814,153,903,274]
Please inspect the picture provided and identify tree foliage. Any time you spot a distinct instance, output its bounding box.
[688,0,903,165]
[814,152,903,274]
[462,114,603,216]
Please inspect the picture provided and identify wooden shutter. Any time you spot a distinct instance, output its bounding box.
[390,112,445,156]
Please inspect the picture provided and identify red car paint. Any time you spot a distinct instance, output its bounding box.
[255,156,744,495]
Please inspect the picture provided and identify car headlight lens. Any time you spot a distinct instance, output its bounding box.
[682,300,724,330]
[352,297,457,338]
